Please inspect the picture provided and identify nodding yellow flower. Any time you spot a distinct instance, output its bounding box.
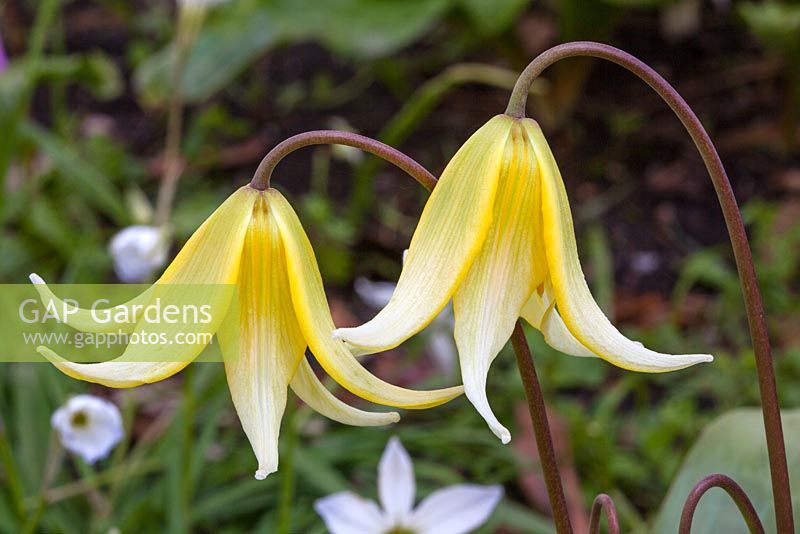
[31,186,462,479]
[334,115,713,443]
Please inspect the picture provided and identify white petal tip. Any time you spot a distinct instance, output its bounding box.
[668,353,714,369]
[387,412,401,424]
[498,430,511,444]
[487,422,511,444]
[29,273,45,285]
[254,469,272,481]
[331,329,345,340]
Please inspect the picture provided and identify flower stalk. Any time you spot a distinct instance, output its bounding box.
[588,494,619,534]
[509,322,572,534]
[153,3,208,226]
[506,41,793,533]
[250,130,437,192]
[679,474,764,534]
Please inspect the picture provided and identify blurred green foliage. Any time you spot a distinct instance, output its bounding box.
[1,0,799,532]
[653,408,800,533]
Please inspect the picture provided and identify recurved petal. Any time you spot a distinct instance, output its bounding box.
[36,187,257,387]
[333,115,515,354]
[268,189,463,409]
[525,119,713,372]
[217,193,304,480]
[29,273,152,334]
[37,347,188,388]
[290,358,400,426]
[28,187,256,335]
[520,288,595,358]
[453,121,540,443]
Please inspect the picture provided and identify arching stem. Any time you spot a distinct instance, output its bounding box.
[507,42,792,533]
[510,322,573,534]
[679,474,765,534]
[250,130,437,191]
[588,493,620,534]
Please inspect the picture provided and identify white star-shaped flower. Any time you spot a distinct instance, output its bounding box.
[315,437,502,534]
[51,395,124,464]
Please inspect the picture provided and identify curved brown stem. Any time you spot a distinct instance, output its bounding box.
[511,322,573,534]
[507,42,792,533]
[679,474,765,534]
[588,493,619,534]
[250,130,437,191]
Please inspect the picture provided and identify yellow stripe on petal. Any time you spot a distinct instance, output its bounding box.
[217,193,305,480]
[520,287,595,358]
[334,115,515,354]
[453,122,540,443]
[36,187,257,387]
[268,189,463,409]
[290,358,400,426]
[526,120,713,372]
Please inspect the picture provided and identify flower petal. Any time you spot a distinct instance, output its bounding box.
[290,358,400,426]
[409,484,503,534]
[333,115,514,354]
[525,120,713,372]
[217,193,304,480]
[37,347,191,388]
[453,122,540,443]
[29,187,256,333]
[378,437,415,524]
[268,189,463,409]
[314,492,387,534]
[520,287,595,358]
[28,273,153,334]
[36,187,257,387]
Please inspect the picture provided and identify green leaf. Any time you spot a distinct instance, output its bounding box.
[739,2,800,65]
[652,408,800,533]
[0,54,122,103]
[135,0,454,106]
[284,0,452,58]
[458,0,529,35]
[19,121,127,223]
[134,9,280,106]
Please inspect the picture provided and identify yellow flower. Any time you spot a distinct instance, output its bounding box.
[334,115,713,443]
[31,186,462,478]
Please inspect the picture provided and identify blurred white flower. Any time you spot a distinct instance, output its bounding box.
[177,0,228,10]
[109,225,169,282]
[660,0,701,41]
[315,437,502,534]
[355,277,457,378]
[327,117,364,164]
[51,395,123,464]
